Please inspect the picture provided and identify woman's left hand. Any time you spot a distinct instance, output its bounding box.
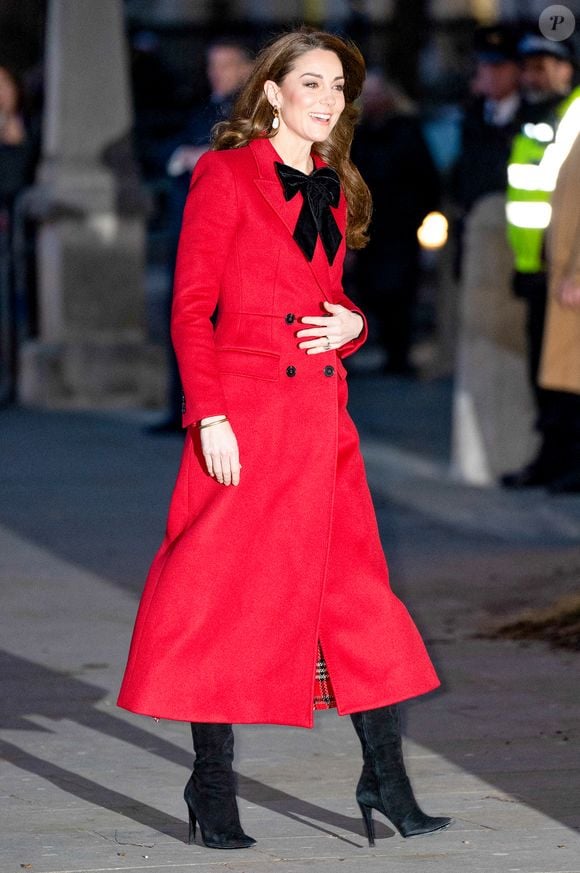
[296,301,363,354]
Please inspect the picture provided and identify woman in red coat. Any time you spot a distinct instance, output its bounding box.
[118,29,452,850]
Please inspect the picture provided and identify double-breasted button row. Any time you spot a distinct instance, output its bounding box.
[285,364,336,377]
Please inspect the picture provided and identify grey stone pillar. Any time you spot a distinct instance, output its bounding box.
[451,194,538,485]
[19,0,164,409]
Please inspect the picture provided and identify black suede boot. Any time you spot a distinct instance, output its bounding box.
[350,705,453,843]
[184,723,256,849]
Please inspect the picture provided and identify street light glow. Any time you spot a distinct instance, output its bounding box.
[417,211,448,249]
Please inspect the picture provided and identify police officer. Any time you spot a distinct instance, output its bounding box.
[454,25,522,221]
[501,34,580,489]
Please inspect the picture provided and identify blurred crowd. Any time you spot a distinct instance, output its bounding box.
[2,17,580,490]
[453,25,580,492]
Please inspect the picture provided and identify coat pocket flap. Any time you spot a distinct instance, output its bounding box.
[216,348,280,381]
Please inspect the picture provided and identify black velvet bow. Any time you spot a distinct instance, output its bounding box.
[275,162,343,265]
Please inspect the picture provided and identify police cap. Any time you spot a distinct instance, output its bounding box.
[517,33,576,64]
[473,25,520,64]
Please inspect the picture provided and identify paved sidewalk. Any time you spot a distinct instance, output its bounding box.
[1,382,579,873]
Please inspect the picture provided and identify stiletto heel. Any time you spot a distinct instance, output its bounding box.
[188,810,196,844]
[184,778,255,848]
[358,801,375,846]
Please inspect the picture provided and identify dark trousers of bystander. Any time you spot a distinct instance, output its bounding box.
[514,270,580,485]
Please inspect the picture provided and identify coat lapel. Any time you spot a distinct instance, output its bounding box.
[250,137,343,299]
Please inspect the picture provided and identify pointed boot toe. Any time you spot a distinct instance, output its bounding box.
[398,813,453,838]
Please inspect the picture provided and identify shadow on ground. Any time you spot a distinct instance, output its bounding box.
[1,406,579,841]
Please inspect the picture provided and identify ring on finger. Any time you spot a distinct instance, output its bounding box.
[323,336,331,350]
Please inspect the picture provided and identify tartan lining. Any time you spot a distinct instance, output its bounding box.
[313,641,337,710]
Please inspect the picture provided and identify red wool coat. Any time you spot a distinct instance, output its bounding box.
[117,136,439,728]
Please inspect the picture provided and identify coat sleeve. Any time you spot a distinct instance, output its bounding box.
[171,151,237,428]
[335,289,368,358]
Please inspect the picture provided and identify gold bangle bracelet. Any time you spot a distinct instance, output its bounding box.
[199,417,228,430]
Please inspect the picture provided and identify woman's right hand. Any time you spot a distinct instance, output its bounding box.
[199,417,241,486]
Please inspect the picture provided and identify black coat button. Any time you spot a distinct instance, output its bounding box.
[285,313,296,324]
[324,365,335,377]
[286,365,296,377]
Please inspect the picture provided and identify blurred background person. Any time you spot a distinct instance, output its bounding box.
[351,70,440,376]
[0,65,34,201]
[166,38,254,186]
[537,126,580,493]
[501,35,580,489]
[0,63,38,403]
[452,24,521,277]
[149,38,253,433]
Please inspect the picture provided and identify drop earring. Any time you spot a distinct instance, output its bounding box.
[271,106,280,130]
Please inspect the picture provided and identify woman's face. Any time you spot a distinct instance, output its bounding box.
[266,49,346,145]
[0,67,18,114]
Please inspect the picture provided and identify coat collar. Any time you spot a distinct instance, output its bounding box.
[250,134,326,180]
[250,137,345,297]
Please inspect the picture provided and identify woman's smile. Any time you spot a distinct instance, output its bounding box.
[309,112,332,124]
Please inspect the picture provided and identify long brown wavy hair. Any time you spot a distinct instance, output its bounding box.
[212,29,372,249]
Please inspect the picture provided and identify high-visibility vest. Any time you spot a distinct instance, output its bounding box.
[506,86,580,273]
